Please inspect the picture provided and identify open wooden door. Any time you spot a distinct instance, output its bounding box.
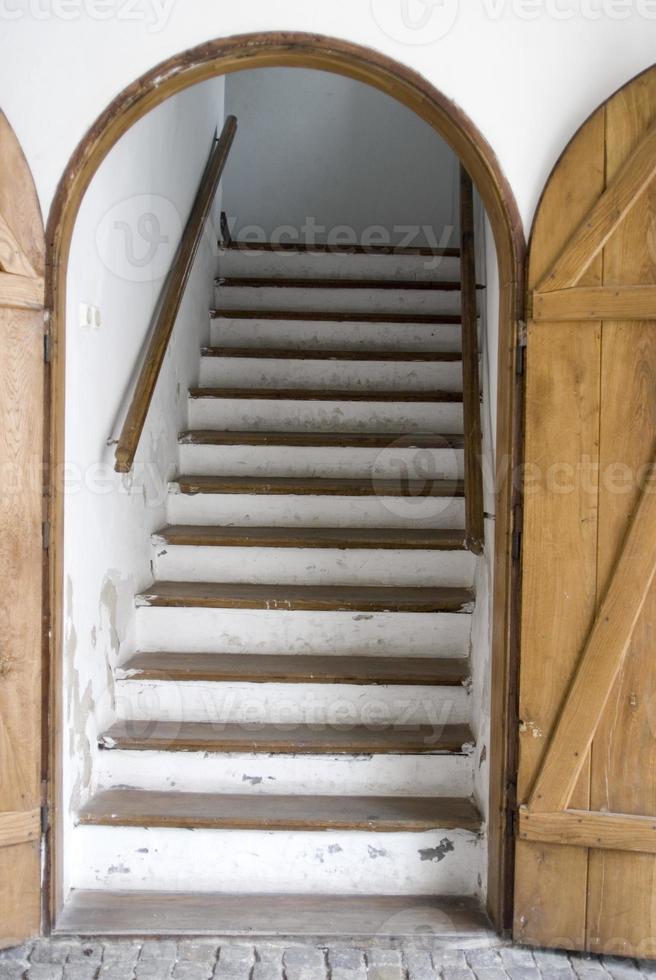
[515,65,656,956]
[0,110,45,948]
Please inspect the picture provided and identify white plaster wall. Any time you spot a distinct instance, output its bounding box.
[62,75,224,896]
[221,67,459,245]
[0,8,654,236]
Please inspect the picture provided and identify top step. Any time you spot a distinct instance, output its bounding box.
[219,241,462,283]
[215,276,466,292]
[223,241,460,257]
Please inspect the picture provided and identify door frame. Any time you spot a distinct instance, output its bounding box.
[42,32,526,934]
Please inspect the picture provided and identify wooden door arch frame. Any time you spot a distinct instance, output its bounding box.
[43,32,526,934]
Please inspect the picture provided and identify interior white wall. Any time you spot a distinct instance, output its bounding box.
[62,74,224,896]
[0,10,653,237]
[221,67,459,245]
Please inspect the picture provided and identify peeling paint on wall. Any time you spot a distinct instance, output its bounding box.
[418,838,455,862]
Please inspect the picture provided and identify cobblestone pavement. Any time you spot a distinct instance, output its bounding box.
[1,939,655,980]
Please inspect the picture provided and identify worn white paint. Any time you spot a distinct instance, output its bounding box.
[95,749,475,799]
[198,355,464,392]
[60,84,495,906]
[217,247,462,282]
[177,443,465,480]
[135,607,473,658]
[211,315,464,353]
[62,76,225,898]
[113,678,471,725]
[166,490,467,529]
[70,825,481,895]
[187,397,464,433]
[151,544,475,587]
[214,283,463,314]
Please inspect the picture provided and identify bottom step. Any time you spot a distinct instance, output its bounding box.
[55,890,493,939]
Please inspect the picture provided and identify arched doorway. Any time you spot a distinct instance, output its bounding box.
[42,33,525,936]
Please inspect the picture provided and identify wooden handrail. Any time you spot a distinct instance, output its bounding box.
[114,115,237,473]
[459,165,485,554]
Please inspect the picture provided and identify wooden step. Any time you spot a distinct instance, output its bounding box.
[118,650,471,686]
[215,276,465,291]
[179,430,464,449]
[55,890,491,938]
[172,474,465,497]
[99,720,475,754]
[210,308,462,324]
[153,525,467,550]
[136,582,474,613]
[223,240,461,258]
[135,581,474,613]
[189,386,463,402]
[79,788,481,833]
[201,345,463,362]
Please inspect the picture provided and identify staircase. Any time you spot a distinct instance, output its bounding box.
[68,240,487,936]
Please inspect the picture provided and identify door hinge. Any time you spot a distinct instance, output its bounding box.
[40,802,49,835]
[42,520,50,550]
[43,333,51,364]
[515,319,527,376]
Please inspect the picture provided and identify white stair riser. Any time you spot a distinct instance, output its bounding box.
[199,357,463,392]
[178,444,464,480]
[218,248,461,281]
[95,748,474,798]
[135,608,472,658]
[152,545,475,588]
[188,398,464,433]
[211,319,463,353]
[114,679,470,726]
[70,825,481,895]
[167,491,466,530]
[215,285,463,315]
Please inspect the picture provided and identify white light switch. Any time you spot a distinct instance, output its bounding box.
[80,302,101,329]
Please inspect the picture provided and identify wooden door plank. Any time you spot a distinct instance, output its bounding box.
[585,71,656,958]
[0,271,44,310]
[0,213,39,280]
[537,119,656,292]
[527,459,656,813]
[519,807,656,853]
[0,809,40,849]
[532,284,656,321]
[513,103,606,951]
[0,111,45,949]
[0,844,41,949]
